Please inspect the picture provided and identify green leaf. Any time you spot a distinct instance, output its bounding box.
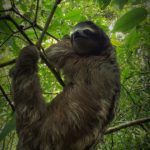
[64,10,81,21]
[111,0,128,9]
[94,0,111,9]
[0,114,16,141]
[125,28,140,48]
[113,8,148,33]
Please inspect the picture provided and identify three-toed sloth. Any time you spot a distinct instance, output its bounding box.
[11,21,120,150]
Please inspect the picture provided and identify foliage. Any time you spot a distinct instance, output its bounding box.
[113,8,148,32]
[0,0,149,149]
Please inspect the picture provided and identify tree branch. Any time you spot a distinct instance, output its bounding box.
[35,24,59,41]
[40,51,65,86]
[0,59,16,68]
[0,33,13,47]
[0,85,15,112]
[0,15,64,86]
[0,15,33,45]
[0,8,12,13]
[12,6,59,41]
[105,117,150,134]
[34,0,40,23]
[0,0,64,87]
[36,0,62,48]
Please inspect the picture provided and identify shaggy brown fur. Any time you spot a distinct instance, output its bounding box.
[11,22,120,150]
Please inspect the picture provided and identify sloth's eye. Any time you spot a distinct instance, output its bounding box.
[83,29,95,36]
[83,29,92,35]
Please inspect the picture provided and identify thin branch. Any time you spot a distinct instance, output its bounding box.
[12,6,58,41]
[35,23,59,41]
[12,6,34,25]
[0,21,29,46]
[0,85,15,112]
[0,59,16,68]
[0,55,64,86]
[0,33,13,47]
[36,0,62,48]
[13,25,33,34]
[0,16,64,86]
[10,0,15,7]
[33,27,39,39]
[34,0,40,23]
[0,8,12,13]
[105,117,150,134]
[12,7,38,38]
[0,26,33,51]
[35,0,64,86]
[0,3,64,86]
[9,17,33,44]
[121,84,136,104]
[0,15,33,44]
[40,51,65,86]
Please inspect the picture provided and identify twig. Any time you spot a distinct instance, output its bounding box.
[0,54,64,86]
[105,117,150,134]
[33,27,39,39]
[0,26,33,50]
[36,0,62,48]
[0,16,64,86]
[0,2,64,86]
[35,0,64,86]
[40,51,65,86]
[0,15,33,44]
[12,7,38,38]
[0,85,15,112]
[10,0,15,7]
[34,0,40,23]
[35,24,59,41]
[0,8,12,13]
[0,33,13,47]
[0,59,16,68]
[13,25,33,34]
[12,6,58,41]
[121,84,136,104]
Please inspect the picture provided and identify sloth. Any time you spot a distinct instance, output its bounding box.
[11,21,120,150]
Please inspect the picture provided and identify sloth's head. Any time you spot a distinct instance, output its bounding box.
[71,21,111,56]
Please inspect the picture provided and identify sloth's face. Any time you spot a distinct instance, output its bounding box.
[70,21,107,56]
